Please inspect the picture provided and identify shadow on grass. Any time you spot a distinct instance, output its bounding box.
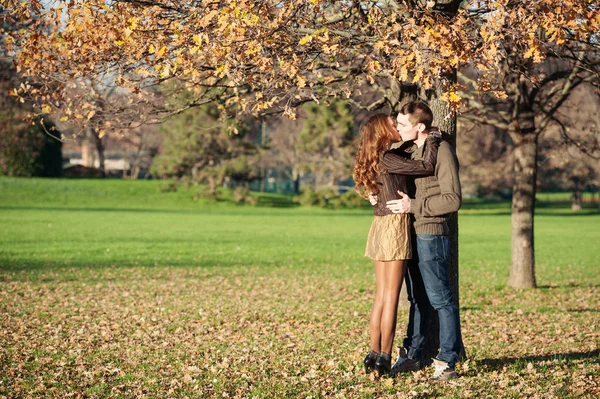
[479,349,600,371]
[565,308,600,313]
[460,199,599,217]
[459,209,599,217]
[538,284,600,289]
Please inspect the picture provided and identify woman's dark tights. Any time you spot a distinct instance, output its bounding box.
[369,260,407,355]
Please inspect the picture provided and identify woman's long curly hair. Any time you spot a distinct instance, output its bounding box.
[353,114,396,199]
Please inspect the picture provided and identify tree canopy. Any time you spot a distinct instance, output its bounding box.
[3,1,598,134]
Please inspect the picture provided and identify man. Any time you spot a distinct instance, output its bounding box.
[385,101,463,381]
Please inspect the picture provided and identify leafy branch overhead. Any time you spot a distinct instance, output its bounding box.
[2,0,598,132]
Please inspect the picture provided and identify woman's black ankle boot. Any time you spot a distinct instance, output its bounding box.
[363,350,379,373]
[374,352,392,377]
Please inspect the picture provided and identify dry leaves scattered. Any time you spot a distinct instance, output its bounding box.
[1,266,598,398]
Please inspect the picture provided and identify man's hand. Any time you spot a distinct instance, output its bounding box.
[386,191,411,213]
[368,193,378,206]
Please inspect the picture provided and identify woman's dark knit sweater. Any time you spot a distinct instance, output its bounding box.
[372,137,439,216]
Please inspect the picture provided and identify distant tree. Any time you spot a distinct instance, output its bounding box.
[262,99,357,193]
[121,125,162,180]
[458,6,599,287]
[151,104,259,195]
[457,121,513,199]
[0,19,61,177]
[0,112,62,177]
[459,82,600,207]
[297,99,356,189]
[538,83,600,210]
[260,116,304,194]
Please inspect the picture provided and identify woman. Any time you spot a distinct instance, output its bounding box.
[353,113,439,377]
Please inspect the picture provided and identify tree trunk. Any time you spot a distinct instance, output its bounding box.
[260,121,267,192]
[571,178,582,211]
[508,128,538,289]
[571,190,582,211]
[396,83,420,310]
[82,126,105,175]
[393,75,464,364]
[426,77,465,362]
[95,132,105,173]
[81,128,97,168]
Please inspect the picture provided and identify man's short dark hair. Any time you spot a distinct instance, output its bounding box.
[399,101,433,129]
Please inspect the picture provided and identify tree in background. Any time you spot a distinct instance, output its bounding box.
[538,83,600,210]
[259,116,304,194]
[297,99,355,189]
[457,2,599,287]
[0,15,61,177]
[120,124,162,180]
[0,108,62,177]
[457,122,513,199]
[459,81,600,209]
[259,98,359,194]
[151,104,259,196]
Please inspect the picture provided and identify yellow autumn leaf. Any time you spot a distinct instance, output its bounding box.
[157,47,167,58]
[42,104,52,114]
[60,116,69,122]
[128,18,138,30]
[523,47,535,59]
[244,46,259,56]
[149,44,155,54]
[425,27,441,39]
[86,110,96,120]
[299,35,312,45]
[448,91,461,103]
[297,74,307,88]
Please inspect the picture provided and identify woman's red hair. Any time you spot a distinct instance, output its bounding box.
[353,114,396,199]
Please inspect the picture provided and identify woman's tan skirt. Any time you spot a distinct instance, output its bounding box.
[364,214,412,261]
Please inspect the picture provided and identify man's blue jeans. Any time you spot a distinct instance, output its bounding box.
[402,234,462,367]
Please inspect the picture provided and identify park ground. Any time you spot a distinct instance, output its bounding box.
[0,178,599,398]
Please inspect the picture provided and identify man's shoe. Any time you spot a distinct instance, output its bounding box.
[431,358,457,381]
[391,347,420,376]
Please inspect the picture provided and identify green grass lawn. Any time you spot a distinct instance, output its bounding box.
[1,177,599,398]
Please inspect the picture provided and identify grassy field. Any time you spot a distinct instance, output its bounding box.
[1,177,599,398]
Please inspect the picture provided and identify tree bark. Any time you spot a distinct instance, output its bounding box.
[292,167,301,194]
[571,190,582,211]
[391,2,465,364]
[426,77,465,362]
[95,131,105,173]
[508,122,538,289]
[571,178,582,211]
[393,76,464,364]
[82,126,105,175]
